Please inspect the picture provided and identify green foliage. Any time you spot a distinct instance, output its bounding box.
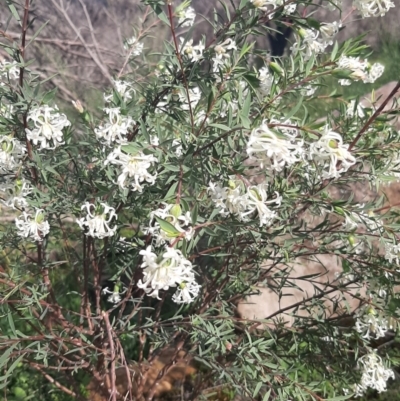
[1,0,400,400]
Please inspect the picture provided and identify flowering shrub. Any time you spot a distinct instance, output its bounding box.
[0,0,400,400]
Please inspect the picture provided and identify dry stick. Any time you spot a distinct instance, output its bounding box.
[349,81,400,151]
[116,340,133,401]
[49,0,113,84]
[76,0,108,76]
[103,311,118,401]
[29,364,77,397]
[82,234,94,332]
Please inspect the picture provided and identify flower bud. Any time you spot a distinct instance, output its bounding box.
[328,139,338,149]
[269,61,284,76]
[35,211,45,224]
[348,235,356,246]
[72,100,84,113]
[170,204,182,218]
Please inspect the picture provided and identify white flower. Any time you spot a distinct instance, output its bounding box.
[240,184,282,227]
[0,178,31,209]
[25,105,71,150]
[102,286,125,304]
[320,21,341,46]
[353,0,395,17]
[291,29,327,60]
[355,304,391,340]
[104,80,134,103]
[105,146,158,192]
[180,38,205,62]
[178,87,201,111]
[144,203,193,246]
[247,119,304,171]
[124,36,144,56]
[346,100,365,118]
[208,179,247,217]
[284,3,297,13]
[0,60,19,85]
[258,67,273,95]
[300,84,317,97]
[177,6,196,27]
[95,107,135,145]
[15,208,50,242]
[0,136,26,172]
[213,38,237,67]
[77,202,117,239]
[172,279,201,304]
[384,242,400,265]
[309,126,356,179]
[366,62,384,83]
[338,56,384,85]
[138,246,199,303]
[250,0,272,11]
[171,139,183,157]
[354,351,394,396]
[342,213,359,231]
[150,135,159,146]
[0,103,14,119]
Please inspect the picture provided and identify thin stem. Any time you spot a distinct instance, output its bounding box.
[349,81,400,151]
[167,3,195,133]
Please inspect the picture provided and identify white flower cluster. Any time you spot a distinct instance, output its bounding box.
[0,178,31,209]
[124,36,143,57]
[208,180,282,227]
[354,351,394,396]
[247,121,356,180]
[355,304,391,340]
[0,136,26,173]
[291,23,340,60]
[338,56,384,86]
[15,208,50,242]
[104,80,134,103]
[247,119,303,171]
[180,38,205,62]
[95,107,135,145]
[144,203,193,246]
[105,146,157,192]
[177,5,196,27]
[77,202,117,238]
[309,126,356,179]
[0,59,19,85]
[138,246,200,303]
[353,0,395,17]
[26,105,71,150]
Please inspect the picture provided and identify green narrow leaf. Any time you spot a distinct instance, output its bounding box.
[7,313,16,337]
[253,382,263,398]
[191,202,198,224]
[154,216,181,236]
[26,20,49,48]
[285,96,303,120]
[6,0,21,26]
[331,41,339,61]
[140,118,150,143]
[162,181,179,201]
